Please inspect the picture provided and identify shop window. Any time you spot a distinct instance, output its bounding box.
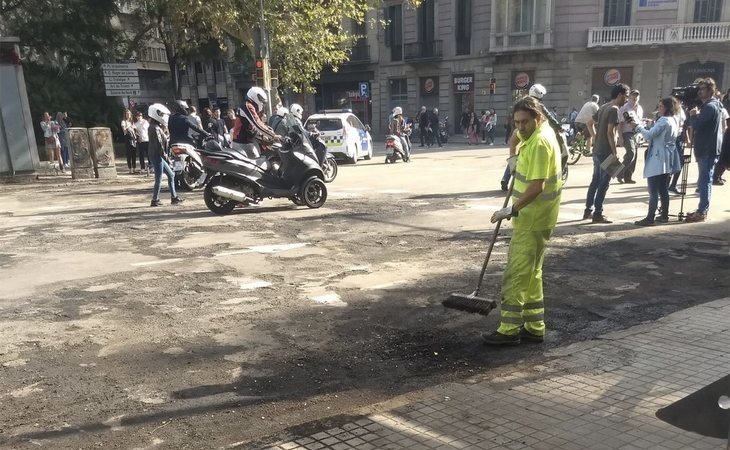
[385,5,403,61]
[694,0,722,22]
[389,78,408,114]
[456,0,471,55]
[604,0,631,26]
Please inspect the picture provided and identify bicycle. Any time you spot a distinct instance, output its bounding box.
[567,130,592,165]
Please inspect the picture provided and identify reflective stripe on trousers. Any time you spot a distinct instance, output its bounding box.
[497,228,552,336]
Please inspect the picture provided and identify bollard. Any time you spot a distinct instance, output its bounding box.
[68,127,95,179]
[87,127,117,179]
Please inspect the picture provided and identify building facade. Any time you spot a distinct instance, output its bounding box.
[326,0,730,137]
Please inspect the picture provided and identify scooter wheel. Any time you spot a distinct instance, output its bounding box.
[204,179,236,215]
[299,176,327,208]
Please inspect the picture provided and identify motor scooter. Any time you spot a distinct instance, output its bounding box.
[200,130,327,215]
[169,139,207,190]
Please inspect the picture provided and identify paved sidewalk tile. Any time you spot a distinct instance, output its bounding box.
[256,299,730,450]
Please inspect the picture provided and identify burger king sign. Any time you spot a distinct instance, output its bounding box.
[603,68,621,86]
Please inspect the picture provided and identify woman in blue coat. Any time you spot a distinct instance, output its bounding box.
[630,96,682,226]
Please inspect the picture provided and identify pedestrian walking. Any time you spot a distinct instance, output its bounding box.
[712,98,730,185]
[430,108,443,148]
[466,111,479,145]
[55,112,70,170]
[460,107,471,137]
[417,106,429,147]
[40,112,63,172]
[482,95,563,346]
[147,103,183,207]
[488,109,498,145]
[583,84,630,224]
[685,77,724,222]
[668,105,688,194]
[121,109,137,174]
[480,110,489,143]
[630,97,682,226]
[134,111,150,174]
[617,90,644,183]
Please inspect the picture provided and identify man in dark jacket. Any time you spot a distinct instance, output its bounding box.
[416,106,428,147]
[168,100,208,146]
[430,108,443,147]
[147,103,183,207]
[685,77,723,222]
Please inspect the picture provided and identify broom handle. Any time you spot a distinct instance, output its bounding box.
[474,175,515,296]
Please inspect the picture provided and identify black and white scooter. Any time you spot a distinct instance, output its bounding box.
[200,130,327,215]
[169,140,207,191]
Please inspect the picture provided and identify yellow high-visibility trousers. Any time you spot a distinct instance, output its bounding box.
[497,229,553,336]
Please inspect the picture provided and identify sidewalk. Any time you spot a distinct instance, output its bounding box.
[247,298,730,450]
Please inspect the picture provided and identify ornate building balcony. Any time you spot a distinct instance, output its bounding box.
[588,22,730,48]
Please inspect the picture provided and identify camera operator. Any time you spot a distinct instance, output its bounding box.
[684,78,723,222]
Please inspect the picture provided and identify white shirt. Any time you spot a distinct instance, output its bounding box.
[575,101,599,124]
[134,118,150,142]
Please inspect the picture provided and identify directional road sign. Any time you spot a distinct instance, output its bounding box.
[102,62,140,97]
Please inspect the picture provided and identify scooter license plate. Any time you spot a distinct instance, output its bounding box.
[173,160,184,171]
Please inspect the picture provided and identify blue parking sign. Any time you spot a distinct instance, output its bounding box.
[359,82,369,99]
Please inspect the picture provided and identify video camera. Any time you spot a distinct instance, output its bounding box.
[671,84,700,107]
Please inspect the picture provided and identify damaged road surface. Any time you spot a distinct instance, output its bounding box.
[1,146,729,449]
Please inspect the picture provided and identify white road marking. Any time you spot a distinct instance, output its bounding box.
[215,243,309,256]
[238,280,272,290]
[311,293,347,307]
[131,258,183,267]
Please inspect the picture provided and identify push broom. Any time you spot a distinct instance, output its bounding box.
[442,176,515,315]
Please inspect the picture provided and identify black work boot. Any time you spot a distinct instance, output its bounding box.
[482,331,520,346]
[171,196,184,205]
[150,199,163,207]
[519,327,544,343]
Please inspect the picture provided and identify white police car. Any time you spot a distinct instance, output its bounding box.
[304,110,373,163]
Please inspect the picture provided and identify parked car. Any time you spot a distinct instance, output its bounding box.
[304,110,373,164]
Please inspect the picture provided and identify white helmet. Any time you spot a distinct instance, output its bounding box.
[276,105,289,117]
[393,106,403,116]
[148,103,171,127]
[246,86,268,112]
[529,83,547,99]
[290,103,303,120]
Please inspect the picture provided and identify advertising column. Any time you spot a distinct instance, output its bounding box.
[452,73,474,135]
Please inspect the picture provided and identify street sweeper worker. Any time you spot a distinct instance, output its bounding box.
[482,95,563,346]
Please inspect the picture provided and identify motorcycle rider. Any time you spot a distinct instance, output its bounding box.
[269,105,291,137]
[231,86,281,158]
[168,100,209,146]
[147,103,183,207]
[389,106,411,159]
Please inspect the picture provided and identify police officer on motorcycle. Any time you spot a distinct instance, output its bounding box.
[168,100,209,146]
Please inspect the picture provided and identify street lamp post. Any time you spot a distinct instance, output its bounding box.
[258,0,272,117]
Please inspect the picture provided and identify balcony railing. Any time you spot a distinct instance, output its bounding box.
[588,22,730,48]
[404,40,443,61]
[345,44,370,64]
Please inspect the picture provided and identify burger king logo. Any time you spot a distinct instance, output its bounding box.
[514,72,530,89]
[603,68,621,86]
[424,78,435,93]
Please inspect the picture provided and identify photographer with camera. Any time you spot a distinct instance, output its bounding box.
[685,78,723,223]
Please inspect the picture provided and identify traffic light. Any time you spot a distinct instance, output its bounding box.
[489,78,496,95]
[269,69,279,88]
[255,59,269,87]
